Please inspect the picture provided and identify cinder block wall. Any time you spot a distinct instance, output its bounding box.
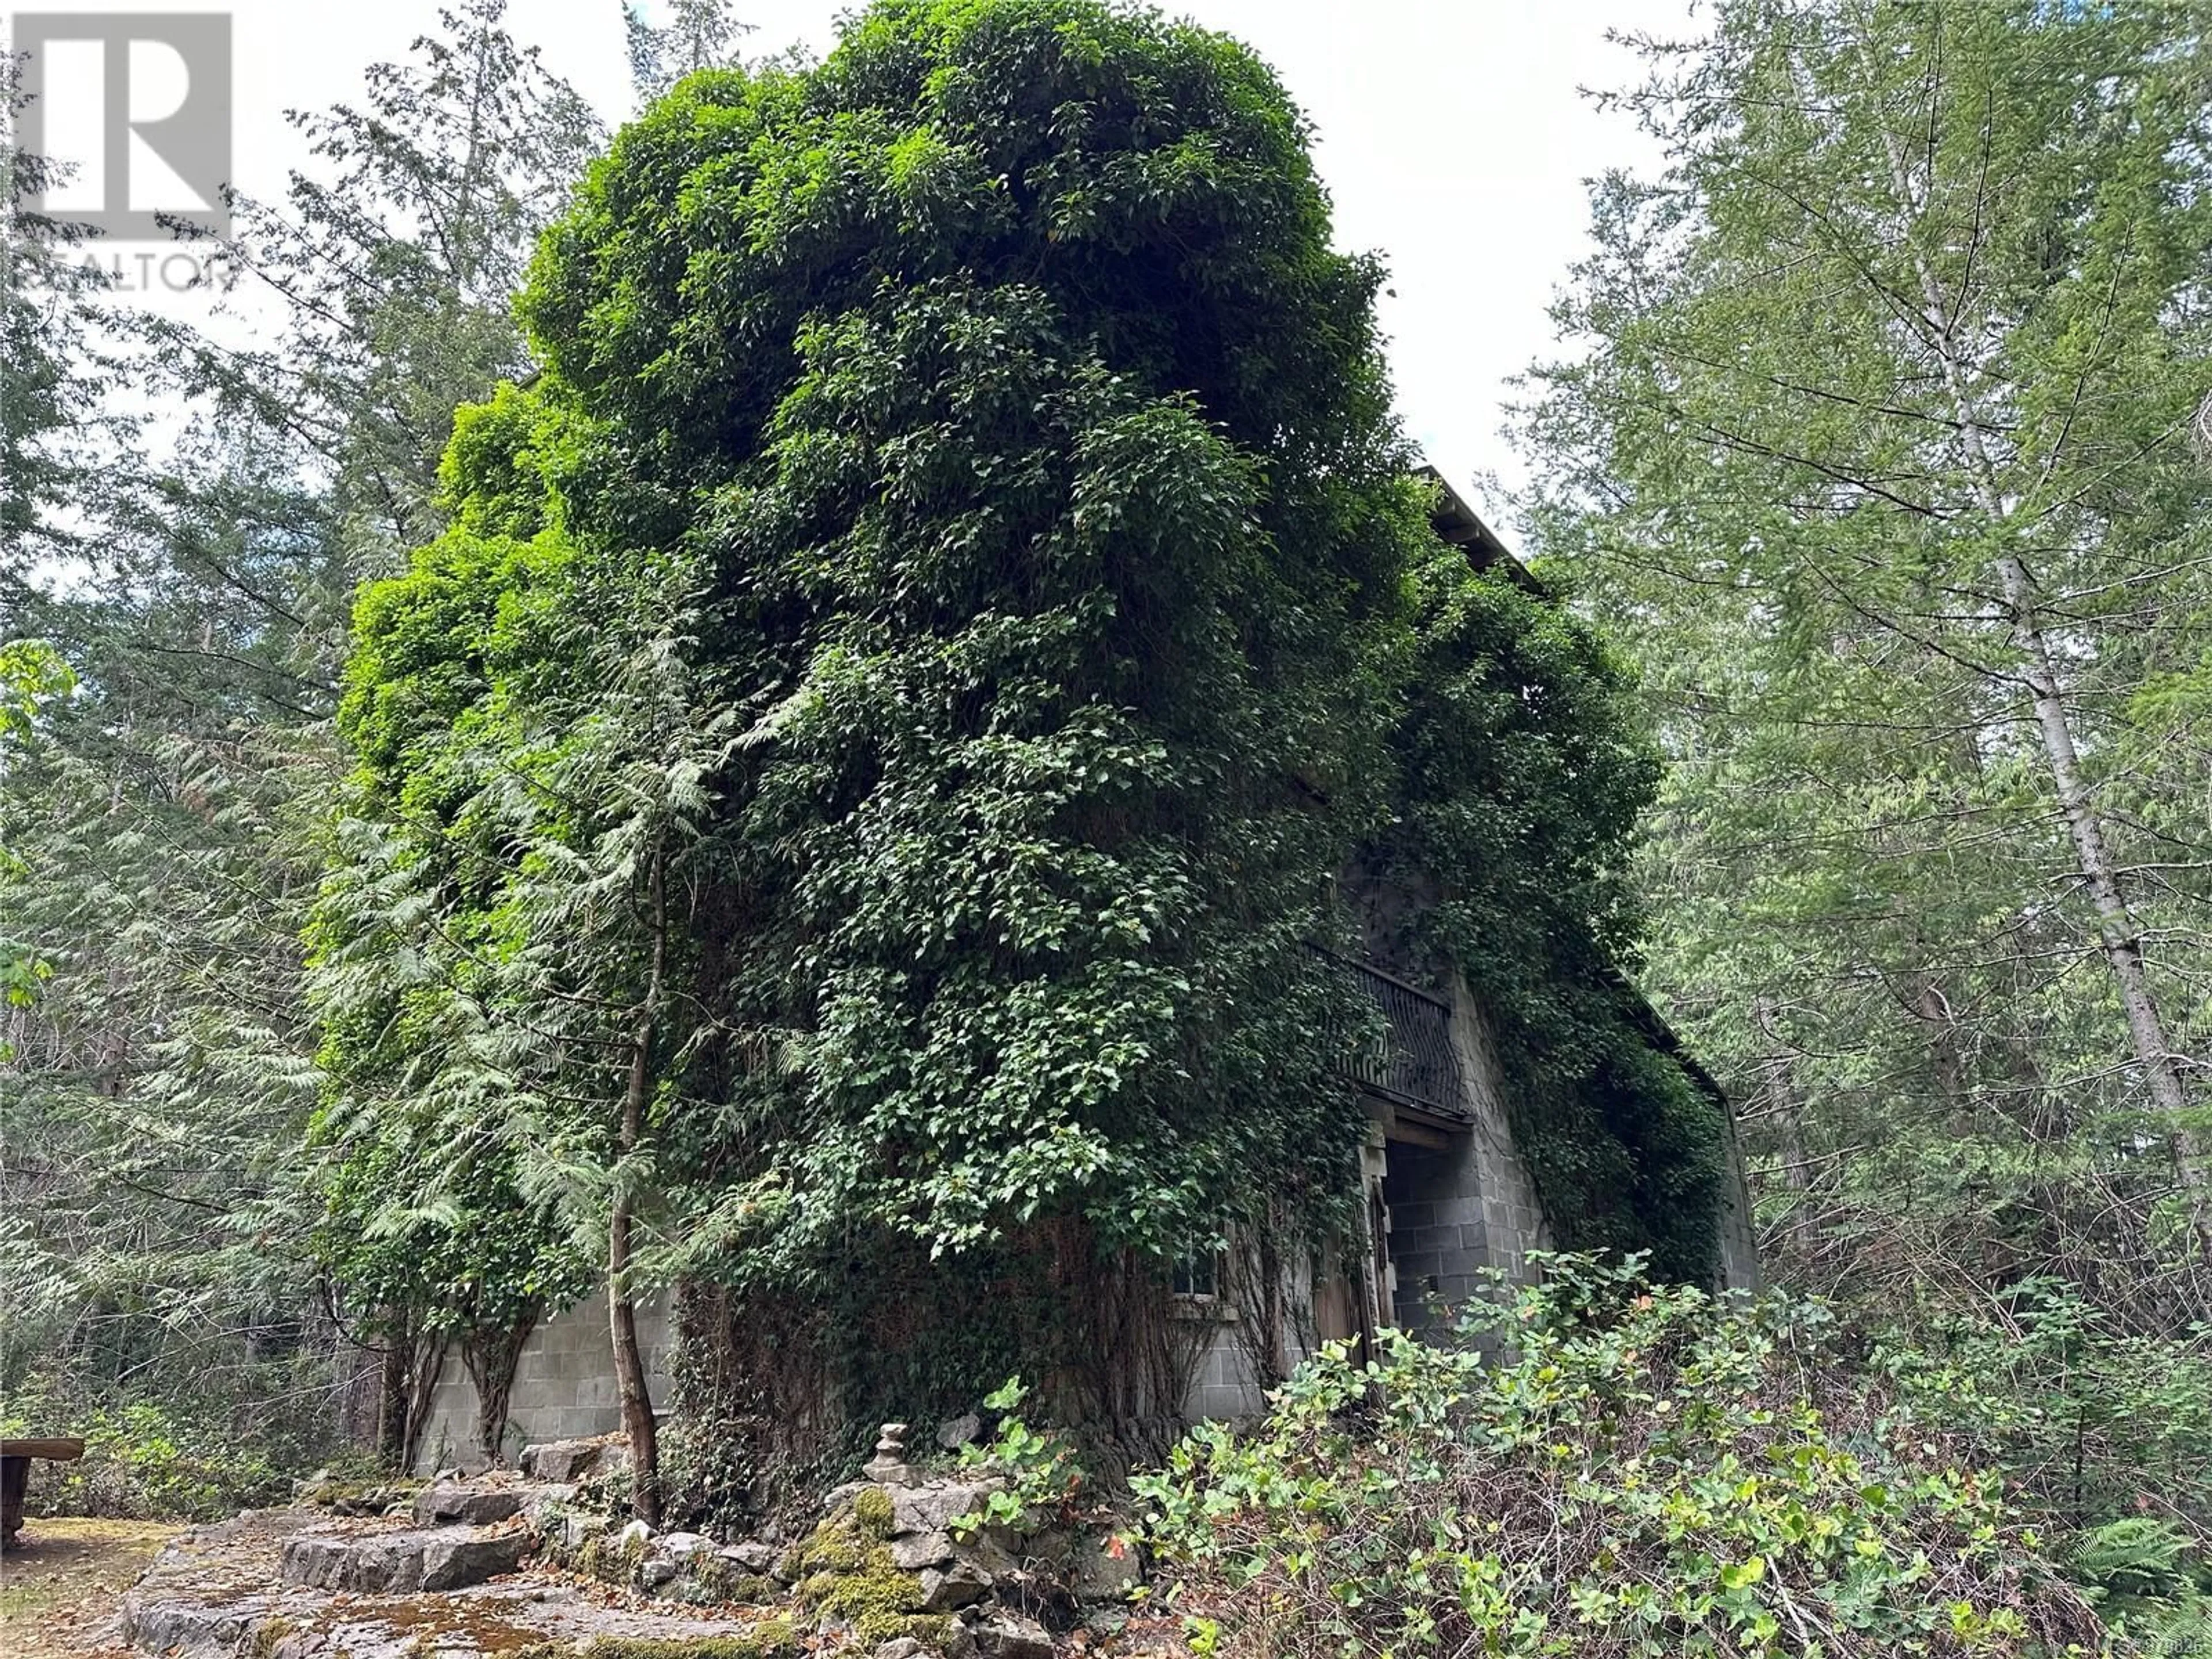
[413,1292,673,1473]
[1181,1318,1268,1424]
[1382,983,1552,1328]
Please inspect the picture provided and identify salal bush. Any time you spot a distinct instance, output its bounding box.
[1136,1254,2109,1658]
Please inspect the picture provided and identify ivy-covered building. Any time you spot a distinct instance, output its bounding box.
[406,480,1758,1470]
[321,0,1764,1501]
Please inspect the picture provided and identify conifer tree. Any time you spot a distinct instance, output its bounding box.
[1523,0,2212,1309]
[1,1,603,1471]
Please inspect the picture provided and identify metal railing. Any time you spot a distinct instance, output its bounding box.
[1316,948,1467,1120]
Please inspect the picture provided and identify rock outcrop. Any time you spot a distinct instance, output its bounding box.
[279,1524,533,1593]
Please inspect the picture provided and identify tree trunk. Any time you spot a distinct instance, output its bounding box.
[609,1205,660,1523]
[400,1332,446,1474]
[376,1328,408,1470]
[1993,569,2194,1140]
[462,1308,539,1468]
[611,835,667,1525]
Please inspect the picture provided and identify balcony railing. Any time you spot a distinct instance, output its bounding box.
[1316,948,1467,1120]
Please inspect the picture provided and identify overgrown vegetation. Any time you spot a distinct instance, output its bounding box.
[0,1399,310,1522]
[9,0,2207,1650]
[1382,551,1726,1279]
[308,0,1715,1518]
[2,0,609,1495]
[1139,1254,2113,1658]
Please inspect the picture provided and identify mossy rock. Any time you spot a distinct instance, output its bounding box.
[671,1555,775,1607]
[853,1611,952,1649]
[298,1478,418,1512]
[778,1508,943,1649]
[799,1544,922,1620]
[779,1509,875,1580]
[570,1531,650,1588]
[509,1628,801,1659]
[851,1484,895,1538]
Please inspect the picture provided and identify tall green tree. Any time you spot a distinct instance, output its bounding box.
[1521,0,2212,1406]
[624,0,753,101]
[1,0,603,1471]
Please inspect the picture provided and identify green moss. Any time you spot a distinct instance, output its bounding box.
[852,1484,895,1537]
[853,1611,951,1649]
[249,1616,293,1659]
[569,1531,648,1588]
[510,1627,803,1659]
[805,1543,923,1620]
[812,1534,861,1571]
[781,1510,872,1578]
[671,1555,775,1607]
[299,1478,419,1510]
[778,1509,937,1647]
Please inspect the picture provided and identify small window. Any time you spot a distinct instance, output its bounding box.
[1171,1247,1222,1301]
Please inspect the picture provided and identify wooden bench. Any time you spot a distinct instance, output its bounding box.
[2,1438,86,1550]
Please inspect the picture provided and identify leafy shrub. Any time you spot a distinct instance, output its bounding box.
[9,1400,298,1521]
[2068,1521,2212,1657]
[1872,1281,2212,1537]
[1136,1253,2111,1658]
[952,1376,1088,1537]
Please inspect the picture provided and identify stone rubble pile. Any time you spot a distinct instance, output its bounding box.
[119,1422,1149,1659]
[543,1421,1142,1659]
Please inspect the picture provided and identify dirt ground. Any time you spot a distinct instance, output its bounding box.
[0,1517,180,1659]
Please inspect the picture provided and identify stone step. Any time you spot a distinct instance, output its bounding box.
[278,1525,532,1594]
[516,1435,628,1484]
[411,1479,574,1527]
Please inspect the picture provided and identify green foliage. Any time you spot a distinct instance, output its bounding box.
[323,0,1722,1484]
[1872,1281,2212,1536]
[479,0,1412,1268]
[0,1397,300,1522]
[950,1374,1087,1536]
[3,0,606,1483]
[319,0,1419,1468]
[0,640,74,743]
[0,639,74,1047]
[1518,0,2212,1573]
[305,1127,592,1351]
[1381,550,1725,1279]
[624,0,752,101]
[777,1503,948,1649]
[2068,1521,2212,1657]
[1138,1253,2112,1658]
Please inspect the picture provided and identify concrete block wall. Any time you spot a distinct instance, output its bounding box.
[1381,981,1552,1328]
[1180,1317,1270,1424]
[412,1291,673,1474]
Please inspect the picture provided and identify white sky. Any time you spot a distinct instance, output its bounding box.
[26,0,1691,520]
